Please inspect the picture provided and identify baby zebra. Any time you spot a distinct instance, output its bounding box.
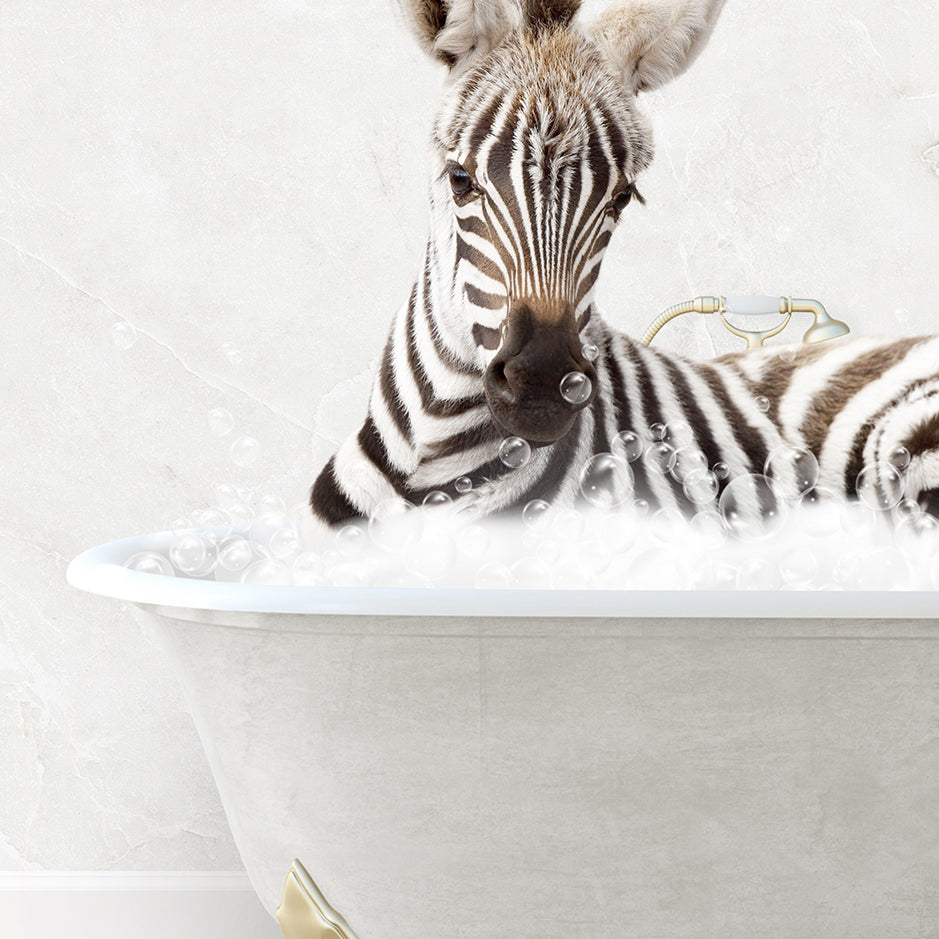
[309,0,939,529]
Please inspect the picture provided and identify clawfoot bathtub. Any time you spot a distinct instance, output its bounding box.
[68,530,939,938]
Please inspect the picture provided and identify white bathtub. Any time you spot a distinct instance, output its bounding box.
[68,530,939,937]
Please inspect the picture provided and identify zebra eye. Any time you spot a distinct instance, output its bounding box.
[447,161,474,198]
[610,183,644,217]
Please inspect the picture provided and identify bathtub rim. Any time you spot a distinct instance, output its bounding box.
[66,529,939,621]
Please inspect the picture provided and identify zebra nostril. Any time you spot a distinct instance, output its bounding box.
[488,360,515,403]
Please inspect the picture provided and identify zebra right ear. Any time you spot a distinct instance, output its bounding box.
[395,0,526,70]
[585,0,726,94]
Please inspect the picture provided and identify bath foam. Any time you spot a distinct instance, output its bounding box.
[131,492,939,591]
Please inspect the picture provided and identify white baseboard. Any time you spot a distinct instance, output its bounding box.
[0,871,282,939]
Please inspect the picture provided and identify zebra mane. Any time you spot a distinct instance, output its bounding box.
[396,0,583,67]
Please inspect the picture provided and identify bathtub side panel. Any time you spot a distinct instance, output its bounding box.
[141,609,939,939]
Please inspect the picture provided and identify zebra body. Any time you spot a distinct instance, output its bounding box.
[309,0,939,529]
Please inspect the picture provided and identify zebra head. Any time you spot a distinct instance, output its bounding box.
[399,0,725,444]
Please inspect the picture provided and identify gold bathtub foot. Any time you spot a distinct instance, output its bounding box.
[277,859,360,939]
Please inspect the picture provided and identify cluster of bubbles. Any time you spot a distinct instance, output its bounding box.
[124,419,939,591]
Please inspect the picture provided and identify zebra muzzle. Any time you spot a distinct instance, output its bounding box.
[484,304,597,445]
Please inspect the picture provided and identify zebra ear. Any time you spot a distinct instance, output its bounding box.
[395,0,526,69]
[586,0,726,94]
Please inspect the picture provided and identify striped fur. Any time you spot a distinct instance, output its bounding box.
[310,2,939,527]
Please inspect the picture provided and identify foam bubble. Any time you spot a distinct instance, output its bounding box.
[522,499,551,528]
[208,408,234,437]
[764,445,819,495]
[612,430,642,463]
[111,321,137,350]
[579,452,633,509]
[499,436,531,469]
[855,463,905,511]
[888,446,911,472]
[125,551,174,576]
[241,559,291,585]
[559,371,592,405]
[719,473,787,539]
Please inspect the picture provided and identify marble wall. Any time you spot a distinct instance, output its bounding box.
[1,0,936,872]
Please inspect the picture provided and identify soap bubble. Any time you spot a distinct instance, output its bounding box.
[255,493,286,515]
[458,524,490,561]
[111,321,137,349]
[227,503,255,525]
[689,511,724,548]
[292,552,326,586]
[193,507,233,541]
[217,536,254,572]
[855,463,905,511]
[895,512,939,552]
[797,487,841,537]
[719,473,787,539]
[499,436,531,469]
[475,562,514,589]
[664,420,694,448]
[169,532,217,575]
[329,563,370,588]
[736,557,781,590]
[754,395,771,413]
[249,511,288,557]
[777,345,797,363]
[643,441,676,475]
[231,435,260,467]
[670,446,708,483]
[551,508,585,540]
[559,371,592,405]
[124,551,174,577]
[334,525,365,558]
[888,445,911,472]
[213,483,240,510]
[422,490,453,508]
[221,341,242,365]
[368,498,421,552]
[511,556,552,588]
[895,498,922,520]
[379,570,433,589]
[582,341,600,362]
[269,526,302,561]
[712,461,730,481]
[455,476,473,494]
[241,559,290,585]
[682,468,719,505]
[764,446,819,495]
[522,499,551,528]
[576,539,613,579]
[649,422,666,441]
[650,506,686,543]
[579,452,633,509]
[411,526,457,579]
[840,502,879,538]
[632,498,649,515]
[612,430,642,462]
[779,548,819,586]
[207,408,234,437]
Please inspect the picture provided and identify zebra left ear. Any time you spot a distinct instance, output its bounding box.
[395,0,526,70]
[586,0,726,94]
